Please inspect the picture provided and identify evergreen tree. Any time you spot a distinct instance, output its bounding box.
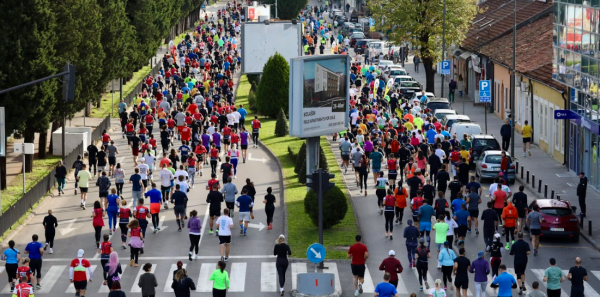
[255,53,289,118]
[263,0,307,19]
[274,109,289,137]
[304,186,348,228]
[295,142,307,174]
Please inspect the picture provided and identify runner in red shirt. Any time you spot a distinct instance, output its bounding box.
[69,249,93,297]
[101,131,111,147]
[16,259,32,285]
[206,174,220,192]
[194,144,207,175]
[251,116,261,148]
[145,113,155,135]
[209,144,220,175]
[222,126,232,153]
[348,235,369,295]
[180,126,191,142]
[12,276,34,297]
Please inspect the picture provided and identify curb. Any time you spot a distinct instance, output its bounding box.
[257,139,288,240]
[514,175,600,253]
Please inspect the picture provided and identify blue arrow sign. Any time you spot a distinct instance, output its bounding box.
[440,60,450,75]
[479,80,491,103]
[307,243,326,264]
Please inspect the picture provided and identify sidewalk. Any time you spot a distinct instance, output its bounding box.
[403,57,600,250]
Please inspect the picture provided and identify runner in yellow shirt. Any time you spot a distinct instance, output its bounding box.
[521,120,533,157]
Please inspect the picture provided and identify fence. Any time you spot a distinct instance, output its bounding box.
[0,142,84,236]
[91,115,112,142]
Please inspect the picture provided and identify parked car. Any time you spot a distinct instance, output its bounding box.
[397,81,422,99]
[526,199,580,242]
[377,60,394,71]
[366,31,385,40]
[433,109,457,121]
[475,150,516,183]
[393,75,416,88]
[329,9,343,18]
[334,15,348,26]
[350,32,366,47]
[369,41,389,58]
[354,39,377,55]
[469,134,501,164]
[409,91,435,105]
[383,66,408,81]
[426,98,451,112]
[450,122,482,138]
[441,115,471,130]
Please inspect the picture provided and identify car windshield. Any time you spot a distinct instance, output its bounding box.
[352,33,364,38]
[427,102,450,110]
[473,139,501,149]
[540,208,572,217]
[484,155,502,164]
[401,82,420,88]
[390,69,407,76]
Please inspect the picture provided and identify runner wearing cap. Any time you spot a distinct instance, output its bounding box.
[378,250,403,289]
[69,249,93,297]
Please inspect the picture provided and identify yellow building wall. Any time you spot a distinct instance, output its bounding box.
[493,65,511,120]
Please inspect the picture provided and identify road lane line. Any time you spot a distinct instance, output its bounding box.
[323,262,342,295]
[197,262,213,292]
[228,262,247,292]
[163,263,185,292]
[130,263,155,292]
[261,262,277,292]
[292,262,307,290]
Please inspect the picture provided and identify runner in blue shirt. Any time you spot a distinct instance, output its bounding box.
[491,264,517,296]
[178,142,191,164]
[144,183,163,233]
[24,235,44,289]
[418,198,435,246]
[374,273,399,297]
[236,189,254,236]
[2,240,20,290]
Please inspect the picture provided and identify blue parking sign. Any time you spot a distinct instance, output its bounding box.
[479,80,491,103]
[440,60,450,75]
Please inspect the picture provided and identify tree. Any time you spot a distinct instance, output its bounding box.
[255,53,289,118]
[263,0,307,19]
[274,109,289,137]
[304,186,348,228]
[295,142,306,174]
[368,0,478,93]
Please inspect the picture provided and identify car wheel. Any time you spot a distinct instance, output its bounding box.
[573,233,580,243]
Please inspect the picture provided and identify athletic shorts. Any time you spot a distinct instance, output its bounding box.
[29,259,42,278]
[150,203,161,214]
[99,192,109,198]
[517,209,526,219]
[457,225,468,237]
[174,206,186,217]
[419,222,431,232]
[514,263,527,279]
[388,172,397,180]
[455,278,469,289]
[523,137,531,143]
[132,147,139,156]
[530,228,541,236]
[241,145,248,150]
[468,210,479,218]
[238,212,250,222]
[73,280,88,290]
[108,157,116,165]
[351,264,366,277]
[372,168,381,173]
[341,154,350,161]
[209,208,221,217]
[219,235,231,244]
[223,139,230,145]
[142,179,148,188]
[80,187,88,193]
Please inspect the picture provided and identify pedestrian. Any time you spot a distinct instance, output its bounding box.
[438,241,456,290]
[469,251,490,297]
[359,154,369,195]
[251,115,261,147]
[98,233,113,285]
[452,247,471,297]
[577,172,587,217]
[105,252,122,290]
[173,184,188,232]
[127,219,144,267]
[134,198,151,238]
[76,164,92,209]
[274,234,291,295]
[108,280,126,297]
[264,187,276,230]
[12,274,34,297]
[209,261,229,297]
[433,215,449,268]
[118,200,131,249]
[509,233,531,295]
[383,189,396,239]
[429,279,446,297]
[144,183,162,233]
[567,257,588,297]
[87,143,99,177]
[216,208,234,262]
[236,189,253,236]
[2,240,21,291]
[55,160,67,196]
[522,120,533,157]
[114,163,126,197]
[414,237,431,291]
[491,264,518,297]
[543,258,565,297]
[500,119,511,151]
[221,176,237,219]
[449,79,457,103]
[502,201,517,250]
[107,188,120,235]
[512,186,528,233]
[138,263,158,297]
[130,168,144,208]
[375,272,400,297]
[72,155,84,194]
[171,268,196,296]
[490,233,504,278]
[417,195,434,246]
[526,204,542,256]
[42,209,57,254]
[394,185,408,224]
[379,250,403,289]
[241,179,256,217]
[69,249,93,297]
[188,210,202,261]
[446,210,460,247]
[481,201,499,250]
[527,282,547,297]
[348,234,369,297]
[413,56,421,73]
[91,200,105,247]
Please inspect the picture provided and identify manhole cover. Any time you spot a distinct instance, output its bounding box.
[556,173,576,178]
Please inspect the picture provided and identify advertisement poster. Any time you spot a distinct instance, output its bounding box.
[289,55,349,138]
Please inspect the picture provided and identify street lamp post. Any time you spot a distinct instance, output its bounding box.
[510,0,516,157]
[440,0,447,99]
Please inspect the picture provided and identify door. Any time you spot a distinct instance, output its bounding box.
[569,122,579,173]
[549,106,554,157]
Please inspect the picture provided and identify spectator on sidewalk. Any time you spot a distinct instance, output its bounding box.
[500,119,511,152]
[577,172,587,218]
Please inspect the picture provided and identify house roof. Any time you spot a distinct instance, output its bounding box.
[461,0,553,51]
[524,64,567,93]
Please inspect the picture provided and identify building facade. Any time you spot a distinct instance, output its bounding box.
[553,0,600,189]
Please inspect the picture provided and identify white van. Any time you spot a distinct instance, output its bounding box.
[450,123,482,138]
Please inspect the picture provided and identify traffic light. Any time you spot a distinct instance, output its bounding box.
[306,171,321,192]
[63,63,75,102]
[321,171,335,192]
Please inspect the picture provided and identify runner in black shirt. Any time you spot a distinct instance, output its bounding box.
[220,156,233,182]
[448,176,463,201]
[453,248,471,297]
[42,210,58,253]
[511,186,528,233]
[568,257,588,297]
[435,165,450,193]
[87,144,99,176]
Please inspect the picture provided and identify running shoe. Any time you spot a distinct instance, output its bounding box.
[505,243,510,250]
[528,151,531,156]
[419,287,423,291]
[216,230,219,236]
[358,283,363,294]
[209,230,214,234]
[476,228,479,235]
[130,259,134,267]
[243,232,247,236]
[36,284,41,290]
[240,229,243,235]
[534,250,538,256]
[355,291,360,296]
[425,282,430,289]
[44,243,48,251]
[389,235,393,240]
[518,289,523,295]
[178,227,182,232]
[122,245,127,250]
[189,253,193,261]
[522,286,527,291]
[110,229,113,235]
[224,257,229,262]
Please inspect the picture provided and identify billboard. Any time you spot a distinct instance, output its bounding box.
[245,5,271,21]
[289,55,349,138]
[241,22,302,74]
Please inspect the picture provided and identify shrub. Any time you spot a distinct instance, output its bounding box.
[298,161,307,184]
[295,142,307,174]
[318,144,329,172]
[256,53,289,118]
[288,142,302,163]
[304,186,348,229]
[274,108,289,137]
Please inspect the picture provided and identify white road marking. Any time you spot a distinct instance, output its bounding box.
[507,268,532,292]
[65,265,94,293]
[197,206,210,249]
[564,269,600,297]
[412,268,435,290]
[98,265,127,293]
[164,263,185,292]
[197,262,213,292]
[261,262,277,292]
[292,262,307,290]
[531,269,567,296]
[130,263,155,292]
[361,266,375,293]
[323,262,343,295]
[229,262,247,292]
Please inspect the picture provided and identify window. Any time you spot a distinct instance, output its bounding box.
[505,87,509,110]
[555,105,561,151]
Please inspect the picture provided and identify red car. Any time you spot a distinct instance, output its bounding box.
[527,199,580,242]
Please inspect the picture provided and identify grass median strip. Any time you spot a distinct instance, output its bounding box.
[236,75,358,259]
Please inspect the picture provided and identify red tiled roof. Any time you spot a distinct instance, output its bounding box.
[524,64,567,92]
[480,14,553,73]
[461,0,553,51]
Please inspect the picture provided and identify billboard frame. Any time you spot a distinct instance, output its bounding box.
[241,21,302,75]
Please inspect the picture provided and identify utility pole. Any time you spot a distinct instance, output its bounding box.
[510,0,516,157]
[440,0,447,98]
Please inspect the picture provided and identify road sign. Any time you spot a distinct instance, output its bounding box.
[369,18,375,27]
[479,80,491,103]
[554,109,580,120]
[307,243,326,264]
[440,60,450,75]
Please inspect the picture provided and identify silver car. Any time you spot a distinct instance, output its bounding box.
[475,150,516,183]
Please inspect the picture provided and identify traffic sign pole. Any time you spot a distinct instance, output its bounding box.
[479,80,491,134]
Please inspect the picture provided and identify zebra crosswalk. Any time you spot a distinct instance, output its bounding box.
[1,260,600,296]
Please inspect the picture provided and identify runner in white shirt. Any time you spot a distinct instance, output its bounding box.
[174,166,189,182]
[137,158,150,188]
[232,110,241,128]
[216,209,235,262]
[143,151,156,179]
[226,112,235,127]
[159,164,174,202]
[177,175,189,193]
[350,111,359,127]
[207,124,216,135]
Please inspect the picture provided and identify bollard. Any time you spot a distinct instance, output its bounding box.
[538,180,542,193]
[521,166,524,179]
[557,195,561,200]
[589,221,592,236]
[532,174,536,186]
[551,190,554,199]
[580,216,584,228]
[544,184,548,198]
[516,162,519,174]
[527,171,530,183]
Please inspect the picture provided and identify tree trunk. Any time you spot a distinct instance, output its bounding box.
[38,130,48,159]
[85,102,91,117]
[423,56,435,93]
[23,127,35,173]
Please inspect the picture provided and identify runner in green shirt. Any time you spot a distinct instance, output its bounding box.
[210,261,230,292]
[543,258,565,294]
